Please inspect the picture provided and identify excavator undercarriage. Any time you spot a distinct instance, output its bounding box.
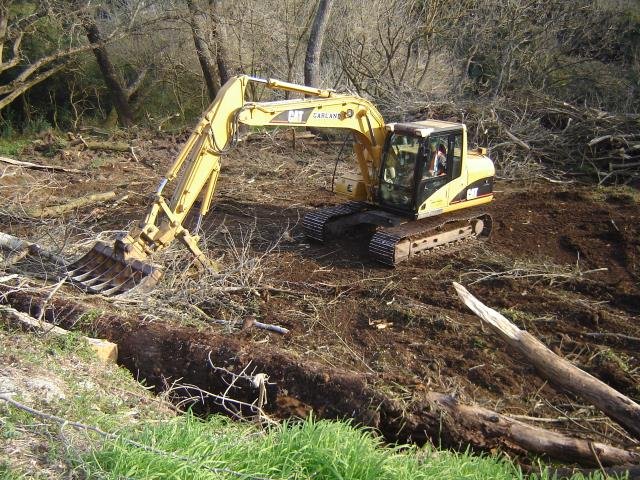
[66,74,496,296]
[303,203,492,266]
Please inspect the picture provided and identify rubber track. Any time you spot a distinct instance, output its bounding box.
[302,201,370,242]
[369,207,492,266]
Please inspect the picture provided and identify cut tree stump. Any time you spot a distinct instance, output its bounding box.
[453,281,640,441]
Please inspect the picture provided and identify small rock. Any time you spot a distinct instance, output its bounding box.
[0,375,18,397]
[25,377,66,403]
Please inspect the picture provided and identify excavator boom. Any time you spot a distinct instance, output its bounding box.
[67,75,387,295]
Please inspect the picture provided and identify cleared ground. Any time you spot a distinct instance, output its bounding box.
[1,132,639,462]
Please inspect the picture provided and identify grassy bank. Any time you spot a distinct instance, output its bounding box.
[0,322,615,480]
[81,414,532,479]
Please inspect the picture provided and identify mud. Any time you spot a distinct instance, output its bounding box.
[1,136,639,459]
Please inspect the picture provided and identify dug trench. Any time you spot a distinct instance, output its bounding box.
[2,285,640,469]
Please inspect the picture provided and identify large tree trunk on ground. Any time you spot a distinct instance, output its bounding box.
[24,191,116,218]
[426,391,638,467]
[84,17,134,127]
[0,232,65,265]
[304,0,334,88]
[453,282,640,441]
[187,0,219,101]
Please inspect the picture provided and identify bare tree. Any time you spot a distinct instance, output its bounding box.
[0,1,111,112]
[0,0,154,121]
[329,0,456,103]
[186,0,220,100]
[209,0,232,84]
[304,0,333,87]
[185,0,235,100]
[82,7,135,126]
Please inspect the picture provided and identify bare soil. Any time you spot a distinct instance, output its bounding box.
[1,132,639,460]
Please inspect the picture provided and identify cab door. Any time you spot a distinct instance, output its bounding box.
[378,133,421,213]
[415,130,465,216]
[446,131,465,204]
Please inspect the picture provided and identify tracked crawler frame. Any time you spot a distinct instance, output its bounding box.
[303,204,492,265]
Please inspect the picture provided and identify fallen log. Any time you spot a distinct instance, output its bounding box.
[0,305,117,363]
[66,133,132,153]
[4,248,29,266]
[25,191,116,218]
[82,140,131,152]
[453,282,640,441]
[426,391,639,467]
[0,155,81,174]
[0,231,66,265]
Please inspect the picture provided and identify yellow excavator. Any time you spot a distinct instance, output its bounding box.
[67,75,495,295]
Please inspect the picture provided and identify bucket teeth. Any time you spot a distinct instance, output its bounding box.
[66,242,161,296]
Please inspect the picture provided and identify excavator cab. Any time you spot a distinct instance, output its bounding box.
[378,123,471,220]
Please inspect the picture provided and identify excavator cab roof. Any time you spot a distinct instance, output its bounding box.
[386,120,465,137]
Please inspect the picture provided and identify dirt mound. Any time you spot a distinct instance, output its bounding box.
[489,187,639,287]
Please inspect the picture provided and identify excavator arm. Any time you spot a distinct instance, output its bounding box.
[67,75,387,295]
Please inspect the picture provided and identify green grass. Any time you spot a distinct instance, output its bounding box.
[0,462,26,480]
[0,324,174,476]
[80,413,606,480]
[0,137,29,157]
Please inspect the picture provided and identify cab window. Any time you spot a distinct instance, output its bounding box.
[415,131,463,206]
[379,133,421,210]
[421,134,449,180]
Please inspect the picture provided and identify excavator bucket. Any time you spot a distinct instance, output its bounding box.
[66,242,162,296]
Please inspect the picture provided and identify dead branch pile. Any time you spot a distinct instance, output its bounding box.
[413,91,640,184]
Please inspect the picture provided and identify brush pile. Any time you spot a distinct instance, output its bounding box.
[414,92,640,184]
